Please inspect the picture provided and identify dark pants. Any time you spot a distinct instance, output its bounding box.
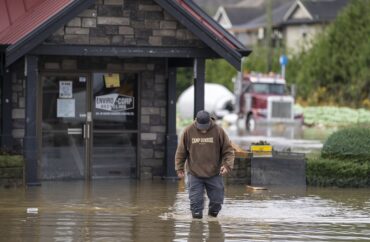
[187,173,224,215]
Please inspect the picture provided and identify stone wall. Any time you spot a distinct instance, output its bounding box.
[45,0,205,48]
[10,61,25,152]
[224,157,251,185]
[139,62,167,178]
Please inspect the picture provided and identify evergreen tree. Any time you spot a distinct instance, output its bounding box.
[289,0,370,107]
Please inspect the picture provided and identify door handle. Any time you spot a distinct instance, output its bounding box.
[83,124,90,139]
[86,123,90,139]
[83,124,87,139]
[68,128,82,135]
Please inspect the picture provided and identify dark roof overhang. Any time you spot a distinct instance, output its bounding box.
[0,45,9,53]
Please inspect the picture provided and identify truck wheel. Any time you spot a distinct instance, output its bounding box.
[246,114,255,131]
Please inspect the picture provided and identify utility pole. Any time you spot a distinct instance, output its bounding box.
[266,0,273,73]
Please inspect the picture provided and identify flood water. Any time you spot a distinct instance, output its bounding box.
[226,123,337,153]
[1,180,370,241]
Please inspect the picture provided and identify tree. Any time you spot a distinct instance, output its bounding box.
[205,59,236,91]
[288,0,370,107]
[175,59,237,99]
[243,45,283,74]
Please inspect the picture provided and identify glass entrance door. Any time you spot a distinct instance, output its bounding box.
[41,75,89,179]
[92,73,138,178]
[41,72,138,180]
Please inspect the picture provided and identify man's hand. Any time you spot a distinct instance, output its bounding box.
[220,165,230,176]
[177,170,185,179]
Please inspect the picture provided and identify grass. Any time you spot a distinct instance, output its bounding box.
[299,105,370,127]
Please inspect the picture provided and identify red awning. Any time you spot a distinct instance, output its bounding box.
[0,0,73,45]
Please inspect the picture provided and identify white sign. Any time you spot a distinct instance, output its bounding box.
[57,99,75,118]
[59,81,73,98]
[95,94,135,112]
[79,77,86,83]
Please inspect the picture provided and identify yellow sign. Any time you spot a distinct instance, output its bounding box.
[251,145,273,157]
[104,73,120,88]
[251,145,272,152]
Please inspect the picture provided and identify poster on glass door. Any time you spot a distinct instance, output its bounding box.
[95,93,135,116]
[59,81,73,98]
[57,99,75,117]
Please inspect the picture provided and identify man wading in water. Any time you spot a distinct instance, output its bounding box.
[175,110,235,219]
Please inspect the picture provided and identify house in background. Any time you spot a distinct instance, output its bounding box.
[214,0,349,52]
[213,5,265,47]
[282,0,349,52]
[214,0,289,48]
[0,0,250,184]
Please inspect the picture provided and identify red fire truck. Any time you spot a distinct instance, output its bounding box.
[236,73,304,130]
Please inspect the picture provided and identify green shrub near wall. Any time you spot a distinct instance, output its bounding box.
[307,127,370,187]
[0,155,24,187]
[321,127,370,160]
[307,155,370,187]
[0,155,24,167]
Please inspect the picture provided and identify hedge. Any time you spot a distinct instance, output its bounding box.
[307,156,370,187]
[307,127,370,187]
[321,127,370,161]
[0,155,24,167]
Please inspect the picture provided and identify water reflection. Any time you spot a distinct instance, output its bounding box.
[187,220,224,242]
[225,123,329,153]
[0,181,370,241]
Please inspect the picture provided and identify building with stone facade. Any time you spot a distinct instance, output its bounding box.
[0,0,249,184]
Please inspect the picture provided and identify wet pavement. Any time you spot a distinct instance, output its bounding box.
[1,180,370,241]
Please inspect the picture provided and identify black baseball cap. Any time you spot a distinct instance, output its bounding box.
[195,110,211,130]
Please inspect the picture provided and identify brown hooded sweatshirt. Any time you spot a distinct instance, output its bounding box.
[175,119,235,178]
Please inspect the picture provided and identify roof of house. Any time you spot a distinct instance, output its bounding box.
[223,6,265,26]
[0,0,250,69]
[299,0,349,22]
[239,1,294,30]
[215,0,295,30]
[217,0,349,31]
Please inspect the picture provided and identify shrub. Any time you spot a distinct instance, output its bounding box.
[321,127,370,161]
[0,148,23,167]
[307,156,370,187]
[0,155,24,167]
